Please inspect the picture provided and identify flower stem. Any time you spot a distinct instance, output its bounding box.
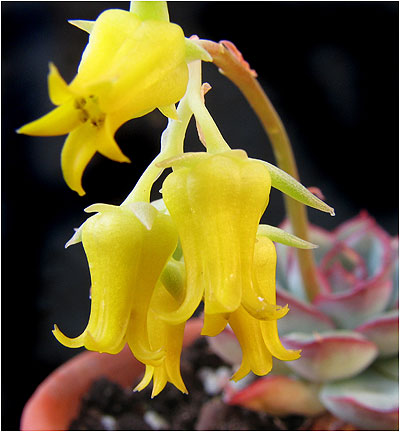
[199,39,321,301]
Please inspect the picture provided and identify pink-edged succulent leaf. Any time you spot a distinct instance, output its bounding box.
[276,287,335,335]
[355,310,399,358]
[275,222,334,301]
[281,331,378,382]
[335,212,393,283]
[388,236,399,309]
[320,368,399,430]
[207,327,243,366]
[313,278,393,329]
[225,374,325,417]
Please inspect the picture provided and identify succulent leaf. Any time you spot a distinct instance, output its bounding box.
[226,375,325,417]
[355,310,399,358]
[276,287,336,335]
[313,279,393,329]
[281,331,378,382]
[320,368,399,430]
[207,326,243,366]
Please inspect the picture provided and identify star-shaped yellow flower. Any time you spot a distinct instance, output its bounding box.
[18,9,189,196]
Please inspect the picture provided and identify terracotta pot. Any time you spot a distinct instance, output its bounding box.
[20,319,203,431]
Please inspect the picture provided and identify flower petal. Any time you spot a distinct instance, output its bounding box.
[229,307,273,380]
[320,368,399,430]
[48,63,73,106]
[61,123,97,196]
[95,117,130,163]
[282,331,378,381]
[17,99,80,136]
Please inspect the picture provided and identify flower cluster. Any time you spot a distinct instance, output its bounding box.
[20,2,335,397]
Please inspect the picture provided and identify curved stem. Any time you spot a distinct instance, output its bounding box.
[187,60,230,153]
[122,96,192,205]
[199,39,321,301]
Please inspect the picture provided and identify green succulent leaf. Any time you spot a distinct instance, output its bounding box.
[373,356,399,380]
[276,288,336,335]
[282,330,378,382]
[355,310,399,358]
[227,375,325,417]
[320,368,399,430]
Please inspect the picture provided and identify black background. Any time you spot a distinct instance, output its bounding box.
[2,2,398,429]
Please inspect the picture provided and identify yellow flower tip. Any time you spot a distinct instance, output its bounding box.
[52,324,85,349]
[48,62,72,106]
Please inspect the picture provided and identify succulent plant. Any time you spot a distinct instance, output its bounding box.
[209,212,398,430]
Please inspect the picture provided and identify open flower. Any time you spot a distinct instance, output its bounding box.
[158,149,289,328]
[135,280,187,397]
[53,201,178,366]
[18,8,189,195]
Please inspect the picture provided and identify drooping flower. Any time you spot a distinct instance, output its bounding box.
[157,149,289,329]
[230,236,301,380]
[135,279,187,397]
[18,8,189,196]
[53,201,178,366]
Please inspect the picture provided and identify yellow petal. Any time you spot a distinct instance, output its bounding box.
[48,63,72,105]
[125,209,179,364]
[134,365,155,392]
[52,324,85,348]
[202,313,229,337]
[232,358,251,382]
[241,235,289,321]
[152,368,168,398]
[71,10,142,87]
[95,117,130,163]
[253,237,301,361]
[61,122,97,196]
[260,320,301,361]
[17,99,80,136]
[229,307,273,378]
[147,284,187,394]
[162,151,271,318]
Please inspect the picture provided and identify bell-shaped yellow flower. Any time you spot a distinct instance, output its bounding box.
[18,8,188,196]
[135,281,187,397]
[230,236,301,381]
[53,202,178,365]
[159,150,288,326]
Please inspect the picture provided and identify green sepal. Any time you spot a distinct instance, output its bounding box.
[68,20,95,34]
[257,224,318,249]
[129,1,169,22]
[185,38,212,63]
[257,159,335,215]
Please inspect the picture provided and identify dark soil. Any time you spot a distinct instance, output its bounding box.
[69,339,312,430]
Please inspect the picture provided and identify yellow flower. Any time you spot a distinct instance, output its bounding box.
[53,202,178,366]
[158,150,288,327]
[18,8,188,196]
[229,236,301,381]
[135,280,187,397]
